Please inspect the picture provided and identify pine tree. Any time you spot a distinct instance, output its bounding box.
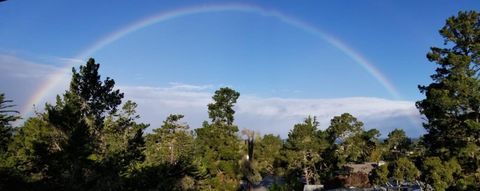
[417,11,480,158]
[92,100,147,190]
[283,116,323,187]
[0,93,20,153]
[195,87,241,190]
[43,58,124,189]
[207,87,240,125]
[416,11,480,189]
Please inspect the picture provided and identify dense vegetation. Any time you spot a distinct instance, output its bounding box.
[1,11,480,191]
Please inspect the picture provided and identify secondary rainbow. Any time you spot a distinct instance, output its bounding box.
[21,3,402,116]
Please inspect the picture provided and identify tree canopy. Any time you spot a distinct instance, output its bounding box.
[417,10,480,189]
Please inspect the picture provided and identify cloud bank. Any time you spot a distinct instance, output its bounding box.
[1,54,424,138]
[121,85,423,138]
[0,55,68,112]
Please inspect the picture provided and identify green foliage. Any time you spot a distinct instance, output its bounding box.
[194,87,241,190]
[458,142,480,176]
[145,114,193,166]
[0,115,56,190]
[256,134,283,176]
[5,12,480,189]
[195,121,240,190]
[240,155,262,187]
[383,129,412,160]
[268,182,288,191]
[239,129,262,188]
[128,159,202,191]
[45,92,95,190]
[392,157,420,183]
[324,113,380,171]
[207,87,239,125]
[0,93,20,154]
[370,164,389,185]
[92,100,148,190]
[422,157,462,191]
[360,129,382,162]
[7,116,57,181]
[326,113,363,144]
[327,113,363,165]
[283,116,324,185]
[417,11,480,158]
[0,93,21,190]
[385,129,410,151]
[138,114,205,190]
[70,58,123,129]
[416,11,480,189]
[363,129,383,162]
[1,58,140,190]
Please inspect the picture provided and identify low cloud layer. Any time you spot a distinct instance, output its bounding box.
[1,54,425,138]
[121,85,424,138]
[0,55,67,111]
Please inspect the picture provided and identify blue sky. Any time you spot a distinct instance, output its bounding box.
[1,0,479,137]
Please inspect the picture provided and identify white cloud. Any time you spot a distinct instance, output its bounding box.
[167,82,213,91]
[0,54,63,79]
[0,54,65,113]
[1,54,424,138]
[121,85,424,138]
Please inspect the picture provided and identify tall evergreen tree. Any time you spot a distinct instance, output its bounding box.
[417,11,480,158]
[392,157,420,184]
[384,129,411,160]
[325,113,365,167]
[421,157,462,191]
[0,93,23,190]
[326,113,363,144]
[69,58,123,132]
[416,11,480,188]
[92,100,147,190]
[195,87,241,190]
[207,87,240,125]
[43,58,125,190]
[4,115,59,189]
[256,134,283,176]
[283,116,324,188]
[145,114,192,166]
[0,93,20,153]
[44,92,92,189]
[370,164,389,186]
[136,114,200,191]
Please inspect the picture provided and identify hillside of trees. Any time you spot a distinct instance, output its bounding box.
[1,11,480,191]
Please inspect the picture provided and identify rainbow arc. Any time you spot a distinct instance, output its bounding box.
[22,3,402,116]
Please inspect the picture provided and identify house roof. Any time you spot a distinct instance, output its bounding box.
[344,162,377,174]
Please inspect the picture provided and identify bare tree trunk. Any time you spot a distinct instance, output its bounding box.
[169,142,174,164]
[304,168,310,185]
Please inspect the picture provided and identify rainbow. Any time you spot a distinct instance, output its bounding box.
[21,3,402,116]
